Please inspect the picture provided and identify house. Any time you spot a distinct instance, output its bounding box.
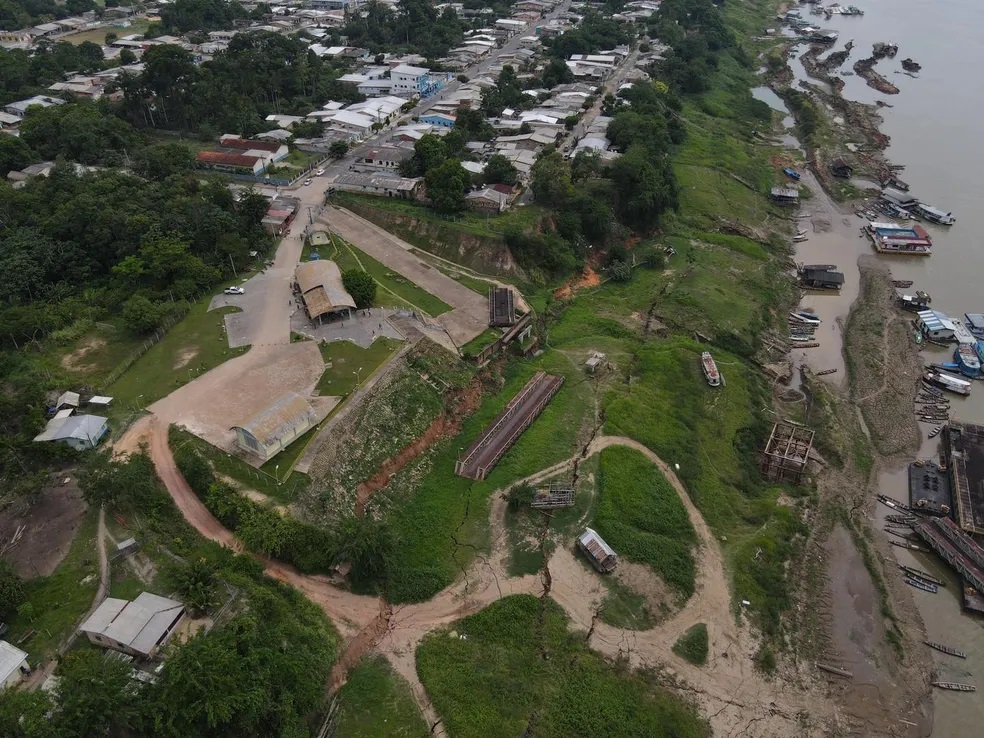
[830,157,853,178]
[4,95,66,119]
[918,309,957,342]
[465,188,511,213]
[328,110,377,138]
[233,392,318,461]
[79,592,185,658]
[391,64,430,96]
[577,528,618,572]
[798,268,845,291]
[261,195,301,236]
[196,136,288,175]
[769,187,799,205]
[0,641,30,689]
[294,260,356,323]
[495,18,527,35]
[489,287,517,327]
[0,111,19,129]
[331,171,422,199]
[353,147,413,171]
[33,414,109,450]
[419,113,456,128]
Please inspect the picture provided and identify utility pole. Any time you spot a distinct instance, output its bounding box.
[229,253,237,277]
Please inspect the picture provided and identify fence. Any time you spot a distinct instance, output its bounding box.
[99,290,205,391]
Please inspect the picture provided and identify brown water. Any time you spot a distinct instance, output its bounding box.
[776,4,984,734]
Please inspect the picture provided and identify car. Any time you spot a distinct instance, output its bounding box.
[315,168,325,176]
[304,179,313,185]
[224,286,245,295]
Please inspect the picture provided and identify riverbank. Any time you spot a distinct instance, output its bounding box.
[764,10,984,736]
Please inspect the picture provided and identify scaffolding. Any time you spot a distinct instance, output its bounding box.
[531,483,575,509]
[760,421,815,484]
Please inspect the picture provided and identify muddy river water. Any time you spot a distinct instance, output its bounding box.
[759,2,984,735]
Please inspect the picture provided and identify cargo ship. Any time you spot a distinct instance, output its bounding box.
[954,344,982,378]
[701,352,721,387]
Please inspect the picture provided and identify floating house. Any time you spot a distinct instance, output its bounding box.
[770,186,799,205]
[914,203,956,226]
[866,221,932,255]
[798,267,844,291]
[917,309,956,342]
[881,187,918,210]
[965,314,984,338]
[897,291,931,313]
[577,528,618,572]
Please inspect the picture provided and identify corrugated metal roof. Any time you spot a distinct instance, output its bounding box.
[236,393,315,446]
[578,527,616,558]
[80,593,184,656]
[295,260,356,319]
[0,640,28,683]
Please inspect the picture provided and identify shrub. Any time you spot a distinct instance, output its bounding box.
[672,623,708,665]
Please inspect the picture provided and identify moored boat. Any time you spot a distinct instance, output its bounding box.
[923,370,972,396]
[900,565,944,586]
[905,576,938,593]
[954,344,982,378]
[924,641,966,658]
[914,203,956,225]
[701,352,721,387]
[931,682,976,692]
[790,311,821,325]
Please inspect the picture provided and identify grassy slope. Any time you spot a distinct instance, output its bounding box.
[593,445,697,598]
[316,337,402,397]
[417,595,709,738]
[333,655,429,738]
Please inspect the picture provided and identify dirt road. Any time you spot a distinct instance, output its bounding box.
[137,415,836,736]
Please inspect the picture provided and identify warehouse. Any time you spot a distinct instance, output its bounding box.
[233,392,317,461]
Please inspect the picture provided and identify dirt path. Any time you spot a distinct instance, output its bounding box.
[137,412,833,735]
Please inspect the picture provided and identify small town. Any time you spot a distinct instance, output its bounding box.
[0,0,981,736]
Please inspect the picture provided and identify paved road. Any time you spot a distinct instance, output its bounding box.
[322,207,488,345]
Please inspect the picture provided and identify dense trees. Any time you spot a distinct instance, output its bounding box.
[0,560,26,619]
[159,0,251,34]
[542,12,628,59]
[648,0,736,94]
[483,154,518,186]
[425,159,469,213]
[342,269,377,308]
[341,0,466,59]
[19,100,142,165]
[0,41,109,105]
[0,0,93,31]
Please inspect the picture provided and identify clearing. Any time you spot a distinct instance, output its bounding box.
[0,476,86,578]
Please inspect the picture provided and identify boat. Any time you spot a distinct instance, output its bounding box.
[914,203,956,226]
[900,566,943,585]
[892,279,914,288]
[784,167,801,180]
[965,313,984,338]
[790,311,822,325]
[796,228,808,237]
[877,494,911,511]
[924,641,966,658]
[923,370,972,396]
[890,540,924,551]
[866,221,933,255]
[793,235,809,243]
[954,344,982,378]
[932,682,976,692]
[905,576,938,593]
[801,263,838,271]
[701,352,721,387]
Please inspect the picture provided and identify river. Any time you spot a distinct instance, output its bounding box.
[762,2,984,736]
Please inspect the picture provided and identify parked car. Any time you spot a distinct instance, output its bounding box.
[224,286,245,295]
[304,178,313,185]
[315,168,325,176]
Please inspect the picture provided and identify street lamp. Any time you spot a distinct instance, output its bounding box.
[275,464,280,485]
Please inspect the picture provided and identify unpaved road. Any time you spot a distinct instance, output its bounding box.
[138,417,836,737]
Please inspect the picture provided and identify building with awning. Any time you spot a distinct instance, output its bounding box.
[294,260,356,323]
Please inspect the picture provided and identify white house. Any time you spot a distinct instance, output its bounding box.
[79,592,185,658]
[0,641,30,689]
[390,64,430,96]
[33,414,109,450]
[4,95,66,119]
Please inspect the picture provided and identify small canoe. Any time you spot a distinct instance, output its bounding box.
[924,641,966,658]
[905,576,938,593]
[900,566,944,587]
[931,682,976,692]
[928,426,943,438]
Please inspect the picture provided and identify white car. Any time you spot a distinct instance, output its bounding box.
[315,168,325,176]
[224,286,245,295]
[304,179,313,186]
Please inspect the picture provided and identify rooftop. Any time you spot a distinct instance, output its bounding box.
[79,592,184,656]
[236,393,316,446]
[295,259,356,318]
[0,640,28,683]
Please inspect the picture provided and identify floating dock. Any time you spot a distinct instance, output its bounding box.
[942,423,984,536]
[908,461,952,517]
[912,517,984,598]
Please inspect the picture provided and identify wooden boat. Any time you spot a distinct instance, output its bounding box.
[892,279,914,288]
[931,682,976,692]
[905,576,938,593]
[900,566,944,586]
[877,494,911,511]
[885,528,915,541]
[816,662,852,678]
[887,514,917,524]
[816,368,837,376]
[928,426,943,438]
[890,539,924,551]
[793,235,809,243]
[924,641,966,658]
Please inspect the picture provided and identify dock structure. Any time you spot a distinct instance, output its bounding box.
[943,422,984,536]
[488,286,517,327]
[760,421,815,484]
[913,517,984,595]
[455,371,564,480]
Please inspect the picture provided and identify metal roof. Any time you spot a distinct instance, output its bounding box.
[578,527,616,558]
[235,392,315,446]
[0,640,28,683]
[295,260,356,319]
[57,391,80,407]
[34,414,107,443]
[80,593,184,656]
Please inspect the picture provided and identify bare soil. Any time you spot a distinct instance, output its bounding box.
[0,477,87,578]
[172,347,199,370]
[60,336,106,374]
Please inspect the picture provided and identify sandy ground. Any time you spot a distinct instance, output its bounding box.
[135,417,842,737]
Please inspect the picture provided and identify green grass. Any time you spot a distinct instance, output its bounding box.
[316,337,402,398]
[599,575,656,630]
[416,595,710,738]
[593,446,697,598]
[460,328,500,358]
[333,655,429,737]
[672,623,709,666]
[64,20,150,45]
[5,509,100,663]
[342,240,451,317]
[108,296,248,409]
[49,321,145,386]
[383,350,595,603]
[170,426,306,505]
